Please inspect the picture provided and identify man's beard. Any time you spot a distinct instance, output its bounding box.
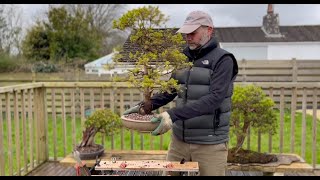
[188,31,211,50]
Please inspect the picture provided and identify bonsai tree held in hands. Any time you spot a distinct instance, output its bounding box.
[229,84,278,163]
[78,109,122,149]
[112,5,191,114]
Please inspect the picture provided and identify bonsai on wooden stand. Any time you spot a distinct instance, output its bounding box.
[228,84,278,164]
[111,5,191,131]
[75,109,122,159]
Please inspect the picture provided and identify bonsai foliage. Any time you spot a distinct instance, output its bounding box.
[79,109,122,147]
[230,84,277,153]
[112,5,191,114]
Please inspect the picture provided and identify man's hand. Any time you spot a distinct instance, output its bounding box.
[123,105,146,115]
[151,111,172,136]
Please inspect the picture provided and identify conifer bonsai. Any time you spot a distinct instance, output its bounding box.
[228,84,278,164]
[112,5,191,116]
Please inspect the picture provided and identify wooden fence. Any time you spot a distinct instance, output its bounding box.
[0,82,319,176]
[1,60,320,86]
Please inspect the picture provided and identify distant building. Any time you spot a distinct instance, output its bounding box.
[119,4,320,61]
[84,52,134,76]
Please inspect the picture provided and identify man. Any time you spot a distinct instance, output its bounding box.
[124,10,238,176]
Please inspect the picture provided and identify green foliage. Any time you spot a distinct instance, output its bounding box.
[22,6,102,62]
[85,109,122,136]
[112,5,191,102]
[22,23,50,61]
[230,84,277,150]
[32,61,59,73]
[0,53,18,72]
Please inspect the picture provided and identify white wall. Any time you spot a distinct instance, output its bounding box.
[268,42,320,60]
[221,42,320,60]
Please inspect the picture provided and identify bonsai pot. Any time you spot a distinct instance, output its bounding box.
[76,144,104,160]
[121,114,159,133]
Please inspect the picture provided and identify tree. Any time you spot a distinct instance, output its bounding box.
[63,4,128,55]
[78,109,122,149]
[112,5,191,114]
[22,22,50,61]
[230,84,277,153]
[0,5,23,55]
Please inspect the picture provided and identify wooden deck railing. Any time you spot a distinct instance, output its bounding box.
[0,82,319,176]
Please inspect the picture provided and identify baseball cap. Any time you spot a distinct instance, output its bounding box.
[177,11,213,34]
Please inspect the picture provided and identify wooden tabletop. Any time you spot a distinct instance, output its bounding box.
[60,150,168,167]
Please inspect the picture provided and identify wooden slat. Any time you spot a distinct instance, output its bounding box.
[61,88,67,157]
[71,89,76,147]
[312,88,317,168]
[28,89,34,169]
[257,131,261,153]
[0,83,43,94]
[140,92,144,150]
[268,88,273,153]
[290,87,297,153]
[120,91,124,150]
[51,88,57,160]
[0,95,4,176]
[279,87,285,153]
[14,91,21,175]
[21,90,28,174]
[6,93,13,175]
[80,88,85,128]
[129,89,134,150]
[247,126,251,150]
[100,88,105,146]
[301,88,307,160]
[110,88,115,150]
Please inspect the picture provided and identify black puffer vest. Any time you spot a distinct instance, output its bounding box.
[172,38,238,144]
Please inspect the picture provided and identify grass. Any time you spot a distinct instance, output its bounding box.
[1,109,319,175]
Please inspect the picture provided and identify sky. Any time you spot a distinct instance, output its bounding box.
[20,4,320,29]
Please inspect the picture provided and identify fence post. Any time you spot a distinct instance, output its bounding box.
[242,59,247,82]
[292,58,297,82]
[34,87,48,163]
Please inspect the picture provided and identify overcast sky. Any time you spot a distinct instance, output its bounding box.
[20,4,320,28]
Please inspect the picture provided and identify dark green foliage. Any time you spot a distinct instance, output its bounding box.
[230,84,277,152]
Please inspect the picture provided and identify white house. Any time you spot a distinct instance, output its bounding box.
[84,52,135,76]
[218,4,320,60]
[119,4,320,62]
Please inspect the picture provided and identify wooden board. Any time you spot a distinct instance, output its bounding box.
[95,160,199,172]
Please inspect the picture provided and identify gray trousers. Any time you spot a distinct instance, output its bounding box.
[165,134,228,176]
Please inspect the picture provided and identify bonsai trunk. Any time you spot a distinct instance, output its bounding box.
[79,126,98,147]
[142,88,153,115]
[234,120,250,154]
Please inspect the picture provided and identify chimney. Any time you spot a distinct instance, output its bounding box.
[262,4,283,38]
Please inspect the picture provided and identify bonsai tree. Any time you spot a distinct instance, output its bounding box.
[112,5,191,114]
[229,84,278,163]
[77,109,122,153]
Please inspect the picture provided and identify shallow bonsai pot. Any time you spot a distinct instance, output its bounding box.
[77,144,104,160]
[121,115,159,133]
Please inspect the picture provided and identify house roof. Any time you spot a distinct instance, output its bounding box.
[118,25,320,62]
[84,52,114,68]
[215,25,320,42]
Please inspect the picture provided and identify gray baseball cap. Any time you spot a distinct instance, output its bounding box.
[177,11,213,34]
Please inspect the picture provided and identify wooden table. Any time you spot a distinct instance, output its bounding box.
[227,153,314,176]
[60,150,314,176]
[60,150,199,176]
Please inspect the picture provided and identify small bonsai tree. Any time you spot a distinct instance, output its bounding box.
[78,109,122,150]
[112,5,191,114]
[230,84,277,153]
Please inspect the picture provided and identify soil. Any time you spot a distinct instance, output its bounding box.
[124,113,155,121]
[76,144,103,153]
[227,148,278,164]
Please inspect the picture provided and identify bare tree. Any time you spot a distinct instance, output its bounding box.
[0,5,23,55]
[63,4,128,55]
